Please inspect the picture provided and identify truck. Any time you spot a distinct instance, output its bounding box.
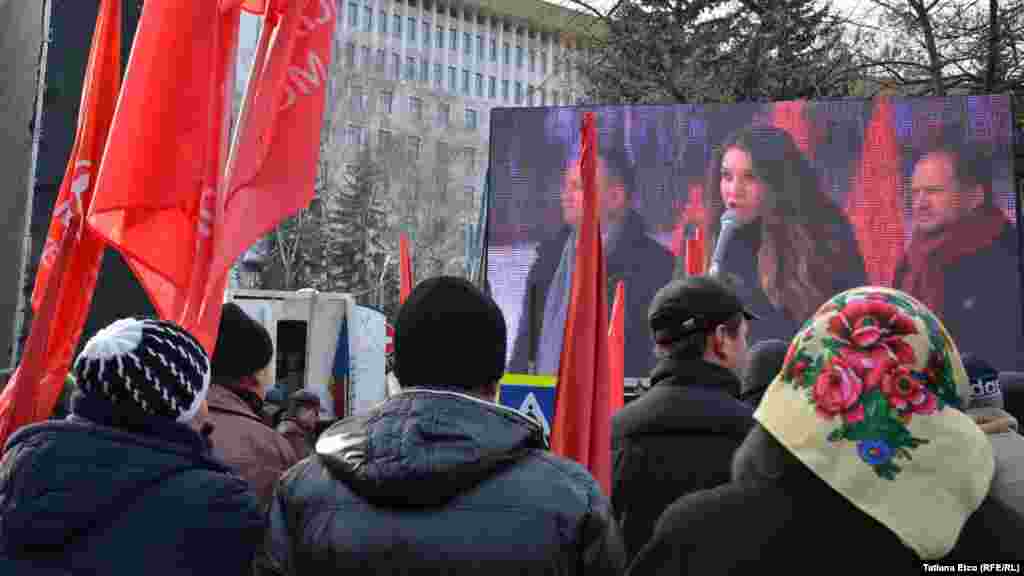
[224,288,389,422]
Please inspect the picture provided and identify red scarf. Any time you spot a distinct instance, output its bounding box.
[897,203,1007,313]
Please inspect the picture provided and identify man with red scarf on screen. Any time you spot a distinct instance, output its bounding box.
[894,130,1021,371]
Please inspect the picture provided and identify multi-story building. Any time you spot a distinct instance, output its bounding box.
[326,0,596,204]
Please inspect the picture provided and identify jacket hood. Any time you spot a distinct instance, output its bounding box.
[315,388,546,507]
[0,413,225,552]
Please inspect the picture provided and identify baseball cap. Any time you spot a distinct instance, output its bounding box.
[648,276,758,345]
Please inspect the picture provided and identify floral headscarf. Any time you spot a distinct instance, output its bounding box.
[754,286,994,560]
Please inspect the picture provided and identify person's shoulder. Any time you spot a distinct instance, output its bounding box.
[509,449,605,511]
[655,479,781,540]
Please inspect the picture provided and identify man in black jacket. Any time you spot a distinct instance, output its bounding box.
[509,146,673,377]
[612,276,757,562]
[263,276,625,575]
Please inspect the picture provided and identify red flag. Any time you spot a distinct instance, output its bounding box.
[551,112,613,495]
[0,0,122,444]
[608,281,625,414]
[772,100,813,158]
[213,0,336,285]
[399,233,413,304]
[846,97,905,285]
[87,1,240,353]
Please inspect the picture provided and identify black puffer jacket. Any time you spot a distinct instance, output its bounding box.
[0,394,263,575]
[263,388,626,575]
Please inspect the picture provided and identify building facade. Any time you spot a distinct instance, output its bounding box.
[327,0,594,206]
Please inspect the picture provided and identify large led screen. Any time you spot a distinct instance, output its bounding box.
[487,96,1020,376]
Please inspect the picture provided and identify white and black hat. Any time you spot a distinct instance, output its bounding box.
[73,318,211,423]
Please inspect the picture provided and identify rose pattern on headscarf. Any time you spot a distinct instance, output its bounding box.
[782,290,962,480]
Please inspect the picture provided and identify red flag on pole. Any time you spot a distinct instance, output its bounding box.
[399,233,413,304]
[87,0,241,353]
[686,227,705,276]
[0,0,122,445]
[608,280,625,414]
[846,97,905,285]
[551,112,613,495]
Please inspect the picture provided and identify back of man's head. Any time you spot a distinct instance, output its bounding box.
[742,339,789,403]
[394,276,507,394]
[647,275,756,362]
[963,354,1004,412]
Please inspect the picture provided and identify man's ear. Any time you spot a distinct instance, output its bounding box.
[964,182,985,212]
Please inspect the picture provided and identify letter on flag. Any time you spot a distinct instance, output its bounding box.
[0,0,121,445]
[551,112,613,495]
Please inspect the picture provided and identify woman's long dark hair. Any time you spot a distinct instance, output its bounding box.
[704,125,865,322]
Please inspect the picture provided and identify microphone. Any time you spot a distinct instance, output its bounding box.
[707,209,739,278]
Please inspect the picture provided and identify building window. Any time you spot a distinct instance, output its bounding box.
[436,25,444,49]
[408,17,417,41]
[461,31,470,56]
[553,55,560,75]
[448,66,457,92]
[420,60,429,83]
[434,63,443,87]
[488,76,496,98]
[516,45,523,68]
[380,90,393,114]
[393,14,401,38]
[348,2,358,28]
[364,6,372,31]
[437,102,450,127]
[449,27,457,50]
[462,69,470,94]
[527,85,534,106]
[540,88,546,106]
[392,52,400,78]
[346,124,367,147]
[405,56,416,80]
[502,42,510,65]
[423,21,431,47]
[437,141,450,163]
[563,56,570,79]
[529,50,536,72]
[409,96,424,121]
[375,48,386,72]
[541,51,547,74]
[350,86,367,113]
[464,108,478,130]
[360,45,371,70]
[490,37,497,62]
[475,73,483,97]
[502,79,509,101]
[378,129,392,151]
[379,9,387,34]
[514,81,522,104]
[477,34,484,60]
[407,135,422,161]
[344,42,356,68]
[463,146,477,173]
[552,90,559,106]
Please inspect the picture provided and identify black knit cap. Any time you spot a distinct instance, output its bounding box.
[211,302,273,384]
[394,276,507,391]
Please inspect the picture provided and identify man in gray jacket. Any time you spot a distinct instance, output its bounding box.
[964,355,1024,519]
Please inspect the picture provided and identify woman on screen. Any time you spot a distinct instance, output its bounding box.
[704,125,867,343]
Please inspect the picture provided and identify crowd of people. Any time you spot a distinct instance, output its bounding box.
[0,272,1020,574]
